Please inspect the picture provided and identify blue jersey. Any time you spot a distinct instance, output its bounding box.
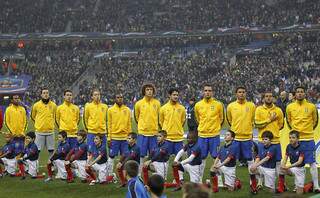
[286,143,305,167]
[90,144,108,164]
[1,141,15,159]
[73,141,88,161]
[126,176,149,198]
[184,142,202,166]
[51,141,70,161]
[258,144,276,169]
[150,141,170,162]
[218,141,237,167]
[123,143,140,164]
[23,142,39,161]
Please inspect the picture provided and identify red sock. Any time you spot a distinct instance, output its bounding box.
[18,162,25,177]
[65,164,73,181]
[142,166,149,185]
[172,166,181,186]
[85,167,96,181]
[250,174,257,191]
[106,175,114,183]
[117,167,126,185]
[47,163,53,178]
[277,174,285,193]
[212,175,218,192]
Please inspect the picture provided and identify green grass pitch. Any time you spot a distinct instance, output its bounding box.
[0,119,315,198]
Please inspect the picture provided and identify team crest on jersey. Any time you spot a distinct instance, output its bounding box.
[153,104,157,109]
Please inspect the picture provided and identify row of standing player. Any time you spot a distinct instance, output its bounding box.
[2,83,319,194]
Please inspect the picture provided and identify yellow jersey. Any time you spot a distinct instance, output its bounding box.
[159,101,186,141]
[227,100,255,141]
[194,98,224,138]
[254,104,284,144]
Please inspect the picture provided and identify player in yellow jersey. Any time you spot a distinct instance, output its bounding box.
[227,86,256,192]
[134,83,161,168]
[83,89,108,152]
[160,88,186,156]
[31,88,57,157]
[4,94,27,155]
[195,84,224,182]
[107,93,132,178]
[254,90,284,190]
[286,86,319,192]
[55,90,80,149]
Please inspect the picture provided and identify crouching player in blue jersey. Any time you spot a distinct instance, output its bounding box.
[278,130,305,194]
[64,130,88,183]
[17,132,40,179]
[116,133,141,187]
[124,160,149,198]
[0,133,16,176]
[86,133,108,185]
[142,130,170,184]
[250,131,277,194]
[172,131,202,191]
[210,130,241,192]
[45,131,70,182]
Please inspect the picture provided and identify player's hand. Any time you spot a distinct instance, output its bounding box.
[143,161,151,168]
[173,161,180,167]
[269,112,277,122]
[116,162,122,169]
[250,165,257,172]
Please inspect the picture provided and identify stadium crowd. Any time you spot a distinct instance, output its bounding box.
[75,31,320,106]
[1,0,320,33]
[1,30,318,106]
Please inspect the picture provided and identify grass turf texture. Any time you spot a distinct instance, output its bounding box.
[0,119,315,198]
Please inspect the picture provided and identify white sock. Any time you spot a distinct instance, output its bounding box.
[276,161,281,177]
[139,158,144,176]
[247,160,254,185]
[107,158,114,176]
[218,175,224,187]
[257,174,263,186]
[178,171,184,182]
[200,160,206,183]
[310,163,319,189]
[248,160,254,174]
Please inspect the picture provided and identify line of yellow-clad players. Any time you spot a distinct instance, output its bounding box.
[1,83,319,196]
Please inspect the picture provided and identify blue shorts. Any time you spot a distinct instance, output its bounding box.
[137,135,157,157]
[87,133,106,152]
[67,137,78,149]
[233,140,253,161]
[198,136,220,159]
[300,140,315,164]
[13,137,24,155]
[258,142,282,162]
[166,140,183,155]
[109,140,128,158]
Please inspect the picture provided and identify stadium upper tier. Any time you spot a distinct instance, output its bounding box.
[0,0,319,33]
